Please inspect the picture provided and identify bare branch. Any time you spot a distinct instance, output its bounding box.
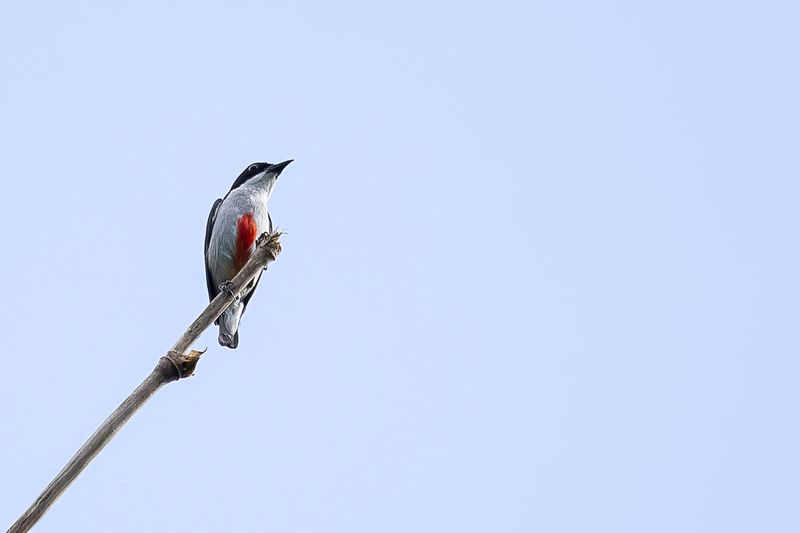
[7,231,282,533]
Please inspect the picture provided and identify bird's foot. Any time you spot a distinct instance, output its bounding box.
[219,281,240,301]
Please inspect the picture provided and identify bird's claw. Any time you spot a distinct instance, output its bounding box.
[219,281,239,301]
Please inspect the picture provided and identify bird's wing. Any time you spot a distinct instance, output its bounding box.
[239,212,272,316]
[240,272,261,316]
[204,198,223,302]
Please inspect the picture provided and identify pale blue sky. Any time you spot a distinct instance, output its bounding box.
[2,1,799,531]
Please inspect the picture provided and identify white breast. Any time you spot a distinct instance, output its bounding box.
[207,184,271,285]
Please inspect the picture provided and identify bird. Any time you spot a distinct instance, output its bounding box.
[204,160,292,348]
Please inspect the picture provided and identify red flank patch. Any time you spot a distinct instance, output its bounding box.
[234,213,258,270]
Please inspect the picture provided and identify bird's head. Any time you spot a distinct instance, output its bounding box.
[236,159,293,198]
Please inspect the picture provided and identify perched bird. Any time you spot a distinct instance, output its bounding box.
[204,160,292,348]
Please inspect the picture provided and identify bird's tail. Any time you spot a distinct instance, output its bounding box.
[218,301,244,349]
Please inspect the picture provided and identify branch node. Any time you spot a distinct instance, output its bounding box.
[257,230,282,256]
[163,349,205,379]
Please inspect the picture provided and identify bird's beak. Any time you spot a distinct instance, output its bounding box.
[268,159,293,176]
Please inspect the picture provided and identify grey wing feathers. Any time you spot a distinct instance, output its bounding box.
[204,198,223,302]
